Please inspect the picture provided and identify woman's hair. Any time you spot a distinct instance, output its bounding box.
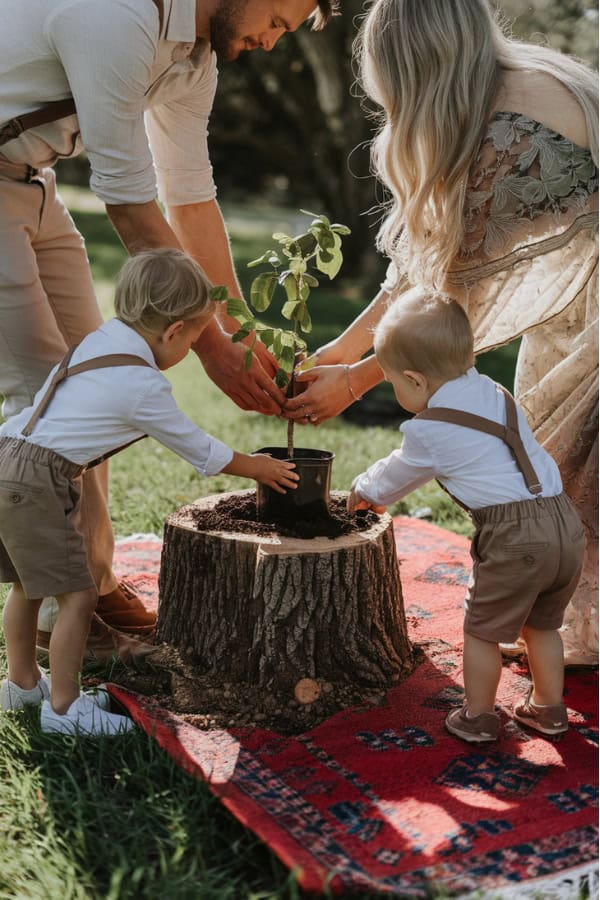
[374,288,475,381]
[114,249,214,332]
[356,0,599,287]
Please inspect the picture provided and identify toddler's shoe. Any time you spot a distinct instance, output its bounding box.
[445,705,500,742]
[513,688,568,735]
[1,670,50,710]
[41,694,134,736]
[1,672,111,712]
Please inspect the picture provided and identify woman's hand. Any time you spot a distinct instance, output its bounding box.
[284,364,356,425]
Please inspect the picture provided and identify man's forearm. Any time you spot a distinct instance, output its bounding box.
[168,199,246,333]
[106,200,181,254]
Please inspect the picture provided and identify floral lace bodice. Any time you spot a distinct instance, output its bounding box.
[459,111,598,261]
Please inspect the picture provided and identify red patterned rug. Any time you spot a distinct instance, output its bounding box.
[109,518,598,898]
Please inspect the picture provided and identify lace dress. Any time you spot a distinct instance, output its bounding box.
[386,111,599,664]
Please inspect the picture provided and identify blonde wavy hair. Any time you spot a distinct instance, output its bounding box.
[356,0,599,288]
[114,249,214,333]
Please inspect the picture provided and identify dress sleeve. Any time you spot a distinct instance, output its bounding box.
[445,112,598,354]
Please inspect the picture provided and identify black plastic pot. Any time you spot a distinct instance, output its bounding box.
[255,447,335,523]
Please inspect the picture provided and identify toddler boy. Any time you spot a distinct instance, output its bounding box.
[348,289,584,742]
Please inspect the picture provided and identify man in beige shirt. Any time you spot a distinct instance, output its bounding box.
[0,0,339,656]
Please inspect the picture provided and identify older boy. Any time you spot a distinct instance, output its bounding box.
[0,249,297,735]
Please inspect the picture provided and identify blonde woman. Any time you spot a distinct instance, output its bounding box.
[285,0,598,665]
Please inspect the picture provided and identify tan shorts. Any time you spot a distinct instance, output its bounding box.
[0,437,95,597]
[465,492,585,643]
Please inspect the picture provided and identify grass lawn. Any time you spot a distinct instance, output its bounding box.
[0,187,475,899]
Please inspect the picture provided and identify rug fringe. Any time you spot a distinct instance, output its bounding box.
[461,861,599,900]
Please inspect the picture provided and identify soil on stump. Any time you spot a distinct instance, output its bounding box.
[107,492,418,735]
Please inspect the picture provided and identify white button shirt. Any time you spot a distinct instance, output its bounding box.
[0,318,234,477]
[0,0,217,206]
[354,368,563,510]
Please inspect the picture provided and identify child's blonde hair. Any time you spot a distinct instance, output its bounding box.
[114,249,214,332]
[374,289,475,382]
[356,0,599,288]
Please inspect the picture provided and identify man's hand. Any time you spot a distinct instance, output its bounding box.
[194,319,286,415]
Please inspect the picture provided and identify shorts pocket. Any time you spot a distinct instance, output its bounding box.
[502,541,550,558]
[0,480,43,502]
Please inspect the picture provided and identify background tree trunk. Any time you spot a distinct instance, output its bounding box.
[157,491,414,691]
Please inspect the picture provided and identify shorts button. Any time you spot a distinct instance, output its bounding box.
[524,554,535,565]
[11,493,21,503]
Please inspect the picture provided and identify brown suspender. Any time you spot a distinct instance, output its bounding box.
[415,387,543,496]
[21,346,153,470]
[0,0,164,149]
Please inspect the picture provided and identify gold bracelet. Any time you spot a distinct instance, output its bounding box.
[344,364,362,402]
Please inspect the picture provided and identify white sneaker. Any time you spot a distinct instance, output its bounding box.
[41,694,135,736]
[1,671,51,710]
[1,672,111,712]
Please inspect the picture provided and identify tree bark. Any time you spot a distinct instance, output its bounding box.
[157,491,414,691]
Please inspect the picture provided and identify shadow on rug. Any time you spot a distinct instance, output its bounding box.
[108,518,599,898]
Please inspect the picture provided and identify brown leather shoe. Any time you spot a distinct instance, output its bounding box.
[37,613,155,663]
[96,580,156,636]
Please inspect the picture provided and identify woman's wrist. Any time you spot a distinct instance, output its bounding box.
[345,356,385,400]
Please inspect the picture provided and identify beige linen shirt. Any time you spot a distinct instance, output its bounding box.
[0,0,217,206]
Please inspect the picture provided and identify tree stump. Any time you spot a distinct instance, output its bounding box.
[157,491,413,691]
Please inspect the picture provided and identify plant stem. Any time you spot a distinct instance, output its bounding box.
[287,367,295,459]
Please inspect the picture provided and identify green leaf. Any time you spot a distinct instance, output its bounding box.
[272,231,292,245]
[312,224,335,251]
[256,326,274,348]
[280,345,296,372]
[298,304,312,334]
[303,273,319,288]
[279,331,296,347]
[331,224,351,235]
[274,368,290,389]
[281,299,300,320]
[226,297,253,322]
[247,249,280,268]
[288,255,307,276]
[244,348,254,371]
[231,321,254,342]
[209,285,229,302]
[300,209,331,227]
[250,271,278,312]
[280,271,299,304]
[316,232,343,279]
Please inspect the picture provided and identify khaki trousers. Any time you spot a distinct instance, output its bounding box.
[0,160,117,600]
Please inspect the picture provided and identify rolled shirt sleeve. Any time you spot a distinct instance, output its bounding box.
[47,1,159,205]
[133,378,233,476]
[145,50,218,206]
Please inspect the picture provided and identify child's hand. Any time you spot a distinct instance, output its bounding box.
[251,453,299,494]
[347,487,387,515]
